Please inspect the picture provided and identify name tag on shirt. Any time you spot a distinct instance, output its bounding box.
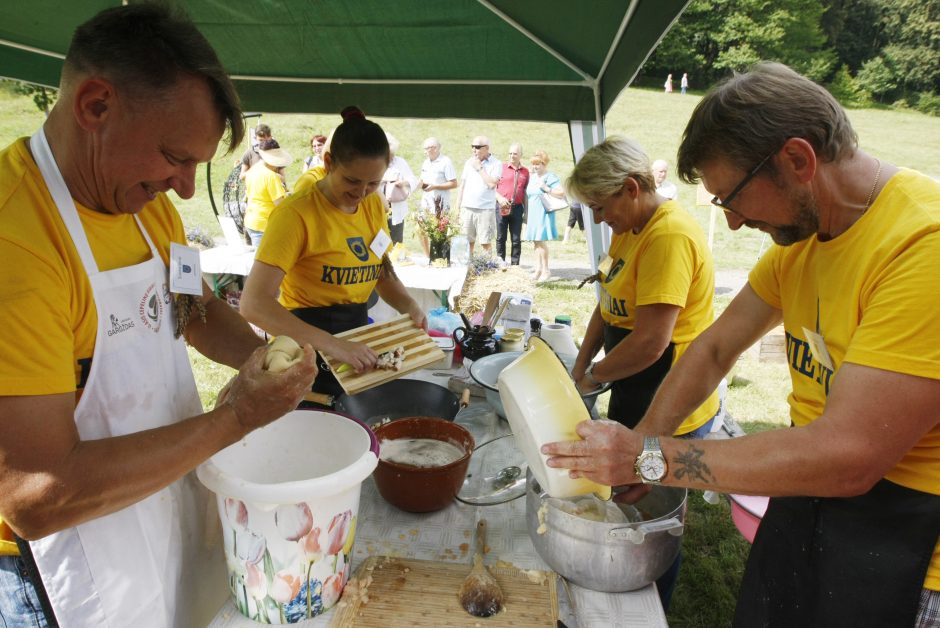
[370,229,392,258]
[802,326,835,371]
[169,243,203,296]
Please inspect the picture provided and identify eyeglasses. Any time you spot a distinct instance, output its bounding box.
[471,144,487,149]
[710,151,775,214]
[422,145,436,150]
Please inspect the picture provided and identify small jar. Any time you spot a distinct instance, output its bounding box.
[499,328,525,353]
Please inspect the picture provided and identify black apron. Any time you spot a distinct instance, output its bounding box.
[291,302,369,397]
[734,478,940,627]
[603,324,675,429]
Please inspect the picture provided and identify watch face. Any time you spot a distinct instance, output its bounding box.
[639,454,666,481]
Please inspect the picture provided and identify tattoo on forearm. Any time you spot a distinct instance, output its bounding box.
[672,444,714,483]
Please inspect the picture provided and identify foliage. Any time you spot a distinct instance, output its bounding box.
[413,199,459,245]
[827,65,870,107]
[915,92,940,117]
[856,55,899,102]
[645,0,939,111]
[644,0,835,86]
[10,81,57,116]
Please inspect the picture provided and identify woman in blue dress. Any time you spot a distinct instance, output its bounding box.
[525,150,564,281]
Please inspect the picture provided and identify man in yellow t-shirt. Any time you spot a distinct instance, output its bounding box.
[0,5,317,626]
[243,139,292,246]
[544,62,940,626]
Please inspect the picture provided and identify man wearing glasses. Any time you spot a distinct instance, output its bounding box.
[417,137,458,257]
[456,136,501,256]
[543,62,940,626]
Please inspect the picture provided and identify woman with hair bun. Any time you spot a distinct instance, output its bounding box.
[241,107,425,396]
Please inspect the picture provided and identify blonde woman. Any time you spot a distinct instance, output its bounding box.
[525,150,563,281]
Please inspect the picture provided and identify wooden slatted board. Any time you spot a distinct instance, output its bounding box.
[321,314,445,395]
[331,556,557,627]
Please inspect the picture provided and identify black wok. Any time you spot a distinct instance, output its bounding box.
[301,379,463,426]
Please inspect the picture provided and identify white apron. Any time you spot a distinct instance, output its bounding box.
[25,129,227,627]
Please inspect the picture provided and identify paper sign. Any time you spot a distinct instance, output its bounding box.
[169,242,203,296]
[802,326,834,371]
[370,229,392,258]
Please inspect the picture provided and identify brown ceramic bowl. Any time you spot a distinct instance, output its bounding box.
[372,416,475,513]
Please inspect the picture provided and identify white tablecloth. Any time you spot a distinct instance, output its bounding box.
[208,368,668,627]
[200,245,256,276]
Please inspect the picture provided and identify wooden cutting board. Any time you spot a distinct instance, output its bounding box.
[331,556,557,627]
[321,314,445,395]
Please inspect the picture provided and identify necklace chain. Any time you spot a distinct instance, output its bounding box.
[865,159,883,211]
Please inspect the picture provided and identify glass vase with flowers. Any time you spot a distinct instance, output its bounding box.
[414,197,461,266]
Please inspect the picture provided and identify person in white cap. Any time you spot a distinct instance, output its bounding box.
[244,138,293,246]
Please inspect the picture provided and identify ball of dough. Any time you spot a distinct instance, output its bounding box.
[264,336,304,372]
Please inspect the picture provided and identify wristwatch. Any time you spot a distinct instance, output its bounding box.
[585,361,601,387]
[634,436,668,484]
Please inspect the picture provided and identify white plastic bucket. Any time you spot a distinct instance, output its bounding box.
[197,410,379,624]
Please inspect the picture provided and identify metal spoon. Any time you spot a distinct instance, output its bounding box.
[457,519,504,617]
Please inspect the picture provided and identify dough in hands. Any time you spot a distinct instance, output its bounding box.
[264,336,304,372]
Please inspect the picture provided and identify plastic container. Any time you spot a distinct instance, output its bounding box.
[728,494,769,543]
[497,338,611,499]
[196,410,378,623]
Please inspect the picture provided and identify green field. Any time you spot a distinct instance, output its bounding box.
[3,80,939,627]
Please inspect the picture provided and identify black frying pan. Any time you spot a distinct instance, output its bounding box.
[301,379,467,426]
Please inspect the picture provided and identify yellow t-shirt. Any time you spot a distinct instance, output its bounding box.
[749,169,940,590]
[0,137,185,555]
[600,200,719,434]
[243,161,287,232]
[293,165,326,195]
[255,182,387,310]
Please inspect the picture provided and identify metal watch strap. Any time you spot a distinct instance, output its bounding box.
[635,436,667,484]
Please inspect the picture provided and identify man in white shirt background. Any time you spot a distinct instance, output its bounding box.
[417,137,458,257]
[653,158,678,200]
[456,135,501,256]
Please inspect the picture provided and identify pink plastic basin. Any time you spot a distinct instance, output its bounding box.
[729,494,769,543]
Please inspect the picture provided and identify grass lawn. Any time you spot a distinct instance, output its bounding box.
[2,79,938,626]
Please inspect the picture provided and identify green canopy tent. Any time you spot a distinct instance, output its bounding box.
[0,0,688,271]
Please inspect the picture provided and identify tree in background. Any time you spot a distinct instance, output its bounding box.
[856,0,940,106]
[643,0,834,87]
[11,81,57,116]
[644,0,939,115]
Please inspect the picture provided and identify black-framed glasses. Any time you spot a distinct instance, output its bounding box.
[711,151,774,214]
[471,144,487,149]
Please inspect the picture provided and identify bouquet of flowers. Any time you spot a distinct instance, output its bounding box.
[414,197,460,245]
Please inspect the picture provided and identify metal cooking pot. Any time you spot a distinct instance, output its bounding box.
[301,379,464,426]
[525,470,686,592]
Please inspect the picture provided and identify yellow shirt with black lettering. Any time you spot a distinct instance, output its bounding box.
[748,169,940,590]
[255,182,387,309]
[0,138,184,555]
[244,160,287,232]
[600,200,719,434]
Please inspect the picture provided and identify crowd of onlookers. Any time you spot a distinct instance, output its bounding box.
[237,124,680,280]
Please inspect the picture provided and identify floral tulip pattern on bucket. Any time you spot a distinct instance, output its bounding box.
[220,497,357,624]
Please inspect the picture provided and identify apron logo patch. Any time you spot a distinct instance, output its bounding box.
[346,236,370,262]
[106,313,135,337]
[138,283,163,332]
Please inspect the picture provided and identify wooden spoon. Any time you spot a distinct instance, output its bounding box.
[457,519,504,617]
